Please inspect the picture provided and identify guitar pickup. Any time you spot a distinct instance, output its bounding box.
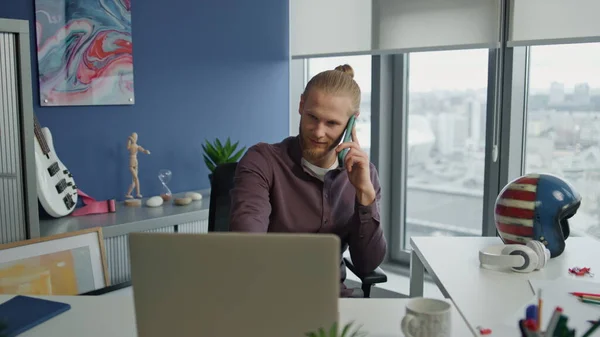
[47,162,59,177]
[63,194,75,209]
[55,179,67,194]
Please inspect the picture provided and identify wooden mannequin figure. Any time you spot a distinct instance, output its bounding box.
[125,132,150,199]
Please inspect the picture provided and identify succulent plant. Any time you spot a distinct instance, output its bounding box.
[305,321,368,337]
[202,137,246,173]
[0,320,7,337]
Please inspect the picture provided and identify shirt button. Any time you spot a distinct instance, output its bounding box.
[324,219,328,224]
[324,193,328,199]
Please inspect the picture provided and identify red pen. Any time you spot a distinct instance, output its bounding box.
[570,292,600,297]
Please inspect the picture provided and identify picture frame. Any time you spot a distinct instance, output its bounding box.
[34,0,134,106]
[0,227,110,295]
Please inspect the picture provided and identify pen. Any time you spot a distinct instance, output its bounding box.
[524,320,543,337]
[579,297,600,306]
[552,315,568,337]
[545,306,563,337]
[570,292,600,297]
[519,319,527,337]
[526,304,538,324]
[582,319,600,337]
[538,289,543,331]
[577,294,600,301]
[577,296,600,301]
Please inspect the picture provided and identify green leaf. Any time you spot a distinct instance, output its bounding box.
[229,147,246,162]
[215,138,224,152]
[219,150,229,164]
[329,322,338,337]
[203,154,216,173]
[340,322,352,337]
[225,138,232,153]
[203,142,220,161]
[202,137,246,171]
[0,320,7,337]
[306,321,369,337]
[350,324,367,337]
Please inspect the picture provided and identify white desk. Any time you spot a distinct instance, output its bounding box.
[409,236,600,335]
[0,291,475,337]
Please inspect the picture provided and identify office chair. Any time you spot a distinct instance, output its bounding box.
[208,162,387,298]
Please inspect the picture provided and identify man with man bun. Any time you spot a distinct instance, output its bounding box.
[229,64,387,297]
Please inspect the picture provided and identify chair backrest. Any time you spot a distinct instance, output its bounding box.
[208,162,238,232]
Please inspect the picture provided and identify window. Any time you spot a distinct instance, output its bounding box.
[306,55,372,157]
[403,49,490,249]
[525,43,600,240]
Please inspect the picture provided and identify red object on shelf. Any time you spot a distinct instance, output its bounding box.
[568,266,592,276]
[477,326,492,335]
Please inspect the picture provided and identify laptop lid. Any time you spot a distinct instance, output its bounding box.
[128,232,340,337]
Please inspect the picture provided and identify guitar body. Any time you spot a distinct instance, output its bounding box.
[34,126,78,217]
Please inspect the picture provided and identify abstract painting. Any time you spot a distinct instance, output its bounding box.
[0,227,109,295]
[34,0,134,106]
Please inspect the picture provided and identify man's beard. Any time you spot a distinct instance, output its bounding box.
[299,130,337,161]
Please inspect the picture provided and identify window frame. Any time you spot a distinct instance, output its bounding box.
[289,0,599,266]
[383,49,503,264]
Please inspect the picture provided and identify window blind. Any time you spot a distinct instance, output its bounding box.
[509,0,600,46]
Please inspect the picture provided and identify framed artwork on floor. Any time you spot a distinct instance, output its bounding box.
[0,227,110,295]
[34,0,134,106]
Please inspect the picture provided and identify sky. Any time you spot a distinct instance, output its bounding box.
[307,43,600,93]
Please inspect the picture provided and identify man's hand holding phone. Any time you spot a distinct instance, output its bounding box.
[335,119,376,206]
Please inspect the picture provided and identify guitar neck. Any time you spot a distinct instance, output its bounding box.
[33,115,51,155]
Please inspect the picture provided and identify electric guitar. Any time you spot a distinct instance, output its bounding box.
[34,115,78,217]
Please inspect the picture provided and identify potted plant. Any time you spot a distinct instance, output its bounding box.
[202,137,246,182]
[0,320,7,337]
[305,321,368,337]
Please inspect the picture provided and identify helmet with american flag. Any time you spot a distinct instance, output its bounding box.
[494,173,581,258]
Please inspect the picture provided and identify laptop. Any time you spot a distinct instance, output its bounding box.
[128,232,340,337]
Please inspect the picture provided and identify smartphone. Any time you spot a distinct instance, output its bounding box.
[338,115,356,167]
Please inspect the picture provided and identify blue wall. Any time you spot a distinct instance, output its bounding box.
[1,0,289,204]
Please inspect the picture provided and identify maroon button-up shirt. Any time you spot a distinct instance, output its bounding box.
[229,136,387,297]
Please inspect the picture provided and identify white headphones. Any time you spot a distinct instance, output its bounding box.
[479,240,551,273]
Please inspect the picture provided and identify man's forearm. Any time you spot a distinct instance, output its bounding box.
[229,177,271,233]
[347,200,387,276]
[228,147,272,233]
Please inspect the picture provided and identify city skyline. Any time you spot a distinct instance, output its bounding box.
[306,44,600,241]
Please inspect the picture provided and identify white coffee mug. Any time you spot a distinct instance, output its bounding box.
[400,297,452,337]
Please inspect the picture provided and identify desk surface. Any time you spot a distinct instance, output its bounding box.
[410,236,600,335]
[0,291,475,337]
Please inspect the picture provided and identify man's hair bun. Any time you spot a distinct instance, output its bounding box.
[334,64,354,79]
